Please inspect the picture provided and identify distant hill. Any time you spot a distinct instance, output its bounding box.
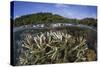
[12,12,97,28]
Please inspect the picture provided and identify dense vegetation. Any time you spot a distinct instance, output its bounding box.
[13,13,97,28]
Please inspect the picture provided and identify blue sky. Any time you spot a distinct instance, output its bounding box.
[12,1,97,19]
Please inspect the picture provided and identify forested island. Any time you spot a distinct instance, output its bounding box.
[12,13,97,28]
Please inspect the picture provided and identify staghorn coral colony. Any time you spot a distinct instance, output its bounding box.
[15,28,96,65]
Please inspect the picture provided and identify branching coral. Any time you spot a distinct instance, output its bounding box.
[16,30,96,65]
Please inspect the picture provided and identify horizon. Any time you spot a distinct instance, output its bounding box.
[11,1,97,19]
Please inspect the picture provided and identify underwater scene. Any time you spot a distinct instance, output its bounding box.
[11,1,97,66]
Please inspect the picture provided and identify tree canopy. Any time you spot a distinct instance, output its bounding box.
[13,12,97,28]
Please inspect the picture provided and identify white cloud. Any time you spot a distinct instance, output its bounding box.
[55,4,70,8]
[14,15,21,19]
